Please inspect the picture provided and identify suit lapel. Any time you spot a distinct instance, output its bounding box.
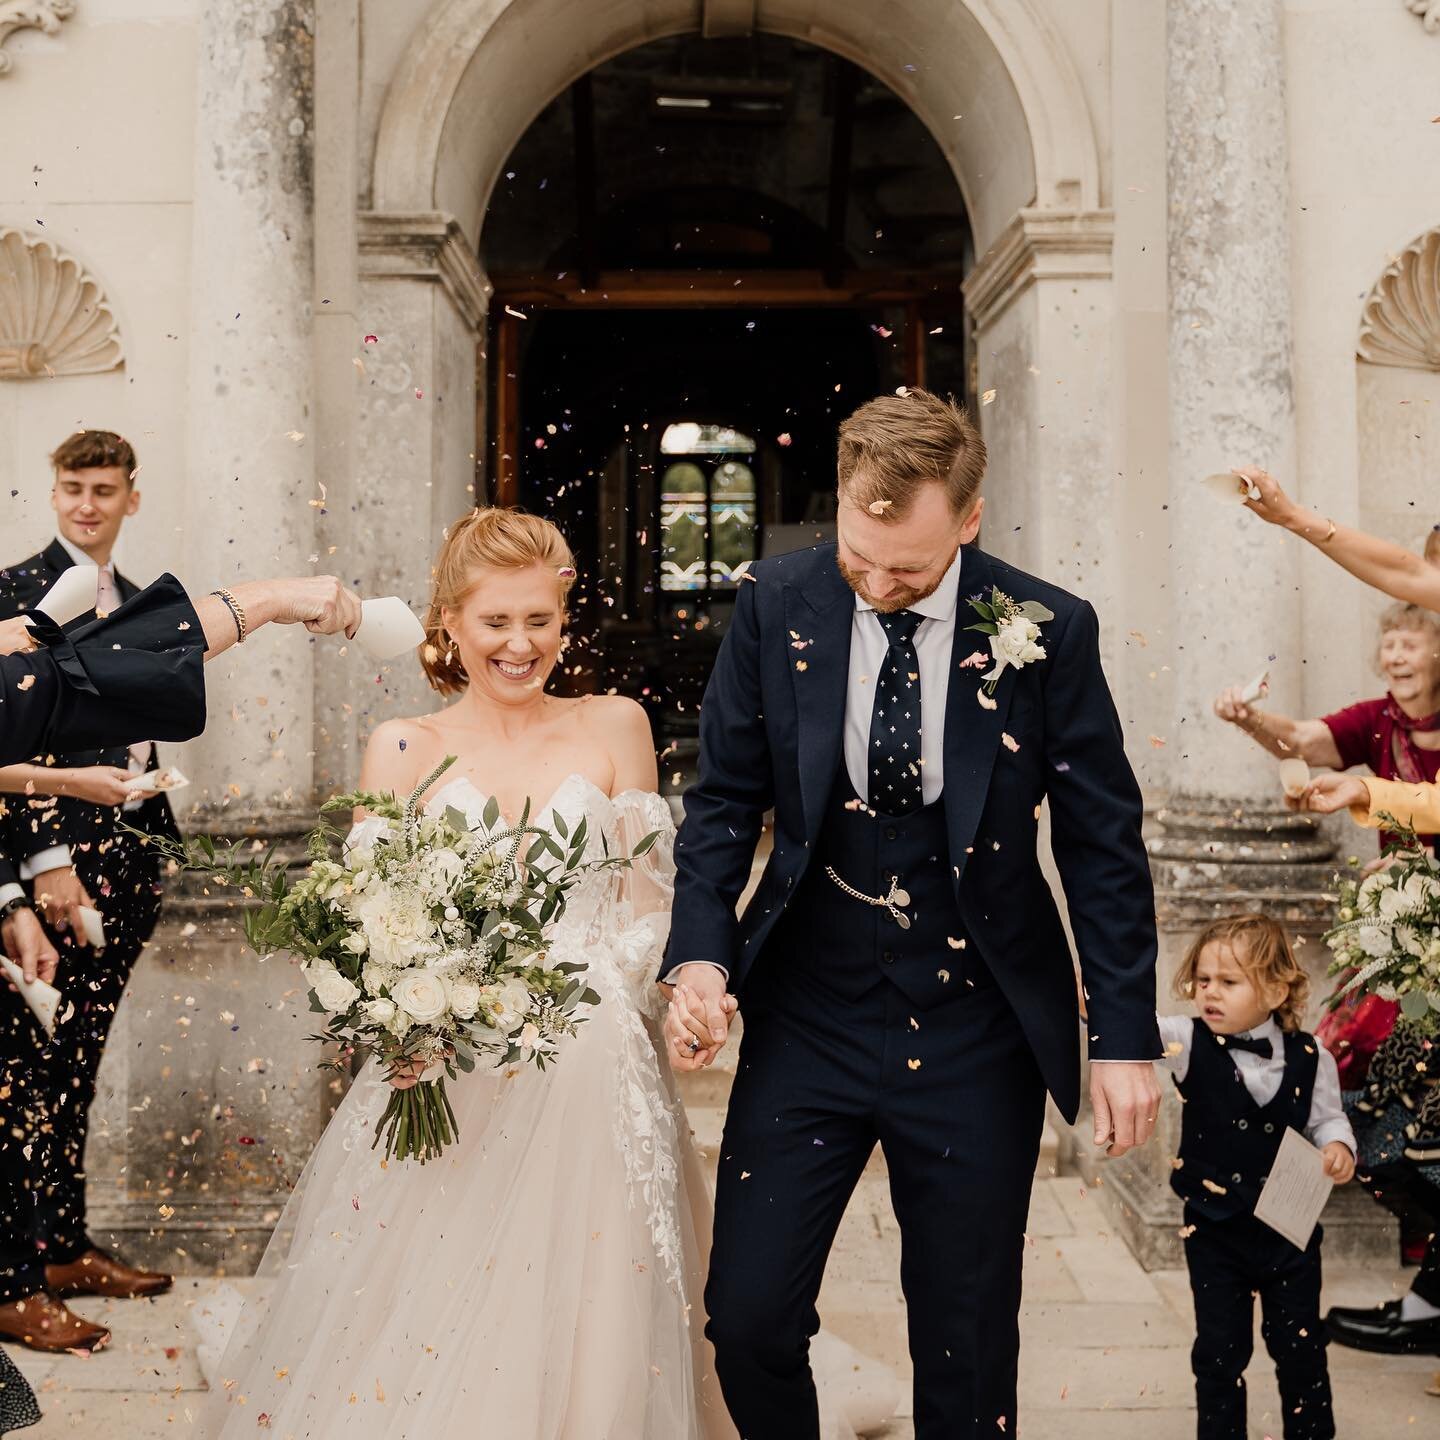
[42,538,72,577]
[784,554,854,842]
[943,546,1019,885]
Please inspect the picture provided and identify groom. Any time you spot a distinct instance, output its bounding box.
[663,389,1162,1437]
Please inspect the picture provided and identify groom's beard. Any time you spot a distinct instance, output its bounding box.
[835,555,946,614]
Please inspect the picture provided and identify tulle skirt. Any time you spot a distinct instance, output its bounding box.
[194,974,734,1439]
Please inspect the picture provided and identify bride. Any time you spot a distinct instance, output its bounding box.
[196,509,895,1439]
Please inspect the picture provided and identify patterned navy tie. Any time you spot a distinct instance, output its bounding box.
[868,609,924,815]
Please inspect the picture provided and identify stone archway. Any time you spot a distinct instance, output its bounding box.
[348,0,1119,686]
[369,0,1100,253]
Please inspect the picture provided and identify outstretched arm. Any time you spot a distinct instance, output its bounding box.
[1237,467,1440,610]
[1295,772,1440,835]
[1042,600,1163,1156]
[1211,688,1343,768]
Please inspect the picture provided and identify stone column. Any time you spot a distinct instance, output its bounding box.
[1166,0,1299,800]
[182,0,318,814]
[87,2,332,1275]
[1076,3,1390,1266]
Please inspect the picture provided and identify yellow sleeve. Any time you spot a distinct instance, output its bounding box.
[1351,777,1440,833]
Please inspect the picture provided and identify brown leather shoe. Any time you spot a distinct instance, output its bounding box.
[0,1293,110,1352]
[44,1247,172,1300]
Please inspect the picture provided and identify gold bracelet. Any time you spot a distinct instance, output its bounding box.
[210,588,247,643]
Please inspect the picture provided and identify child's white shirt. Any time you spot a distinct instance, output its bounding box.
[1156,1014,1357,1154]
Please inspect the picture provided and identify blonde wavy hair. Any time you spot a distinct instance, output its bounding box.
[1173,914,1311,1032]
[420,508,576,696]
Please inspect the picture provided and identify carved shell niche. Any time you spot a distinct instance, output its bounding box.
[1357,227,1440,371]
[0,227,124,380]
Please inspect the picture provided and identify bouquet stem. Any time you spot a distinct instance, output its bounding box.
[372,1078,459,1164]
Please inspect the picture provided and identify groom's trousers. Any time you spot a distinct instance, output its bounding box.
[705,965,1046,1439]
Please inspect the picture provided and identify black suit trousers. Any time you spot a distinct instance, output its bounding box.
[0,832,159,1292]
[1183,1208,1334,1440]
[705,965,1046,1439]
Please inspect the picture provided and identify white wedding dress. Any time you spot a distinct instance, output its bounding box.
[195,774,896,1440]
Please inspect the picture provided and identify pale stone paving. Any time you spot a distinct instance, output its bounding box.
[6,1167,1430,1439]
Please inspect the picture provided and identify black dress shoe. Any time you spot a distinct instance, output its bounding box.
[1325,1299,1440,1355]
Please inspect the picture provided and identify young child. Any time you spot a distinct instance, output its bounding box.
[1162,914,1357,1440]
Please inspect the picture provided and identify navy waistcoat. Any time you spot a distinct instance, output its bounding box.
[770,765,971,1008]
[1170,1018,1318,1222]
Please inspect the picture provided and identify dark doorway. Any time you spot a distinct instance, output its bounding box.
[479,33,972,768]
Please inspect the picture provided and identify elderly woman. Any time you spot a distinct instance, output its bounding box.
[1214,601,1440,851]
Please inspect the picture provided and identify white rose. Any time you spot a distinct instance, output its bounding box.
[393,970,450,1024]
[446,977,482,1019]
[362,997,396,1025]
[991,617,1045,667]
[305,962,361,1015]
[342,932,368,955]
[425,848,466,894]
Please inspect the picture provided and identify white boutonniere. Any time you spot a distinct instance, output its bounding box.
[965,586,1054,695]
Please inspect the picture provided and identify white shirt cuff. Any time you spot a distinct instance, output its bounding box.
[1307,1119,1357,1154]
[0,883,26,909]
[18,845,72,881]
[660,962,730,985]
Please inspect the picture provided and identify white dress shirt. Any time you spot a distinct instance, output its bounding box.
[1157,1013,1356,1153]
[844,546,963,806]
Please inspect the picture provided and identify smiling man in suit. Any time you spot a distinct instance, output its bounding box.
[662,389,1164,1438]
[0,429,179,1323]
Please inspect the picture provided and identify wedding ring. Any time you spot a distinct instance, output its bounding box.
[687,1038,701,1054]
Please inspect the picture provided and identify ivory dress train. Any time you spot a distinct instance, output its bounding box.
[195,774,897,1439]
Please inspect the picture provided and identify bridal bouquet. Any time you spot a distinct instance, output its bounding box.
[150,758,654,1163]
[1324,821,1440,1035]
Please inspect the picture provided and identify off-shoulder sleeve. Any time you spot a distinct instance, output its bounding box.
[607,790,677,1018]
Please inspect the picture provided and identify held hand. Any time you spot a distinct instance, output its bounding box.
[32,866,95,942]
[1236,466,1301,528]
[1090,1060,1162,1158]
[0,616,35,656]
[1288,772,1369,816]
[59,765,145,808]
[662,964,737,1071]
[2,907,59,986]
[1212,686,1256,729]
[388,1056,428,1091]
[1322,1141,1355,1185]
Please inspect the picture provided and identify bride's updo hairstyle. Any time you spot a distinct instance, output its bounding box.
[420,507,576,696]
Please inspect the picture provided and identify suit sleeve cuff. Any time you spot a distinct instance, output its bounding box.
[0,883,26,909]
[659,962,730,985]
[18,845,72,881]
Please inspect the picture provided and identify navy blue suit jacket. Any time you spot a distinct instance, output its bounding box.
[665,542,1161,1122]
